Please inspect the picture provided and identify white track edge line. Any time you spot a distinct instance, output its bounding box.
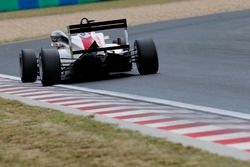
[56,85,250,121]
[1,73,250,120]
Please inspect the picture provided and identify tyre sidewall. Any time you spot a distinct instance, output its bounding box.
[39,49,61,86]
[20,49,37,82]
[135,39,159,75]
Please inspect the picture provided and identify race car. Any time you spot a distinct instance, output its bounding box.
[19,18,159,86]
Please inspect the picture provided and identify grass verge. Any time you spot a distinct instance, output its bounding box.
[0,0,188,21]
[0,97,249,167]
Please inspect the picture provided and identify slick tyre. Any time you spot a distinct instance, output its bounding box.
[39,49,61,86]
[19,49,37,83]
[135,39,159,75]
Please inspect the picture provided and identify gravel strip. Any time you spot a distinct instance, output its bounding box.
[1,0,250,43]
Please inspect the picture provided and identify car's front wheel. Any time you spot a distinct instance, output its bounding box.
[39,49,61,86]
[134,39,159,75]
[19,49,37,83]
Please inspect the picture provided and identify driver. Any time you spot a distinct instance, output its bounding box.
[50,30,69,48]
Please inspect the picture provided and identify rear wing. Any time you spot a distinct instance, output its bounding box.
[67,18,130,55]
[68,18,127,34]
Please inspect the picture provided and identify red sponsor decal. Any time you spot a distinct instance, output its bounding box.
[80,32,94,49]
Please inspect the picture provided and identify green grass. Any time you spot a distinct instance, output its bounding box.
[0,0,189,21]
[0,97,249,167]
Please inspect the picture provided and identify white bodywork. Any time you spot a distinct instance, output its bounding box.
[56,32,123,60]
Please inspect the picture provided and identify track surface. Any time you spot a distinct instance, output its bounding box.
[1,10,250,114]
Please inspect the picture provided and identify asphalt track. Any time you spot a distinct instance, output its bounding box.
[1,9,250,114]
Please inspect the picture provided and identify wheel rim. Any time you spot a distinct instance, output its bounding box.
[134,42,141,70]
[39,55,43,81]
[19,55,23,78]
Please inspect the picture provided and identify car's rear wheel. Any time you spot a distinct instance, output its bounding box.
[39,49,61,86]
[134,39,159,75]
[19,49,37,83]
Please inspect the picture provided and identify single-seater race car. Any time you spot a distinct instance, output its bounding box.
[19,18,159,86]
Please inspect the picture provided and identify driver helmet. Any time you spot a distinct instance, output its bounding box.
[50,30,69,47]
